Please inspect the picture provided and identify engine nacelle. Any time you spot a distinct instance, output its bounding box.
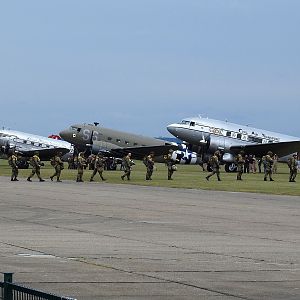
[222,152,235,163]
[171,144,200,164]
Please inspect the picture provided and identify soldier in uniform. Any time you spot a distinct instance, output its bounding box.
[287,153,298,182]
[90,153,107,182]
[76,152,87,182]
[236,151,245,180]
[27,151,45,182]
[164,149,178,180]
[121,152,134,180]
[263,151,274,181]
[8,150,19,181]
[205,151,221,181]
[145,152,155,180]
[50,151,64,182]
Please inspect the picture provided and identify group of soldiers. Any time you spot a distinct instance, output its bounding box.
[7,149,298,183]
[204,150,298,182]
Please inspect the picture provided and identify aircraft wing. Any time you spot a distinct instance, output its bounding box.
[109,144,178,159]
[230,141,300,157]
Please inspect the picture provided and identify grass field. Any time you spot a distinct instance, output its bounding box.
[0,159,299,196]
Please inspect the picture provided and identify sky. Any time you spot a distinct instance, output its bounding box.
[0,0,299,138]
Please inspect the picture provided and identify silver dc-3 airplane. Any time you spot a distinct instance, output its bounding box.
[59,122,200,164]
[0,128,73,161]
[167,116,300,172]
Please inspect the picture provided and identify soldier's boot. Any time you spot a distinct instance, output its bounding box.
[121,175,124,181]
[57,177,62,182]
[264,177,267,181]
[39,179,45,182]
[90,177,94,182]
[27,177,32,182]
[217,177,221,181]
[11,177,14,181]
[205,176,210,181]
[270,178,274,181]
[101,176,106,181]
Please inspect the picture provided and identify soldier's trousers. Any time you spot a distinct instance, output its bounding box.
[264,169,273,180]
[289,169,297,181]
[51,166,62,180]
[29,168,42,180]
[91,168,105,180]
[77,168,84,182]
[168,167,174,180]
[237,165,243,180]
[122,169,131,180]
[11,167,18,180]
[146,167,153,180]
[207,168,221,181]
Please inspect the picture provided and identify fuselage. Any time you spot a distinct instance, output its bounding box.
[167,116,300,162]
[0,129,72,159]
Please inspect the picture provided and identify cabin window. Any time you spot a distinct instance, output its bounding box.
[226,131,231,137]
[107,137,112,141]
[190,122,195,126]
[77,128,81,132]
[134,142,138,146]
[125,141,129,145]
[116,139,121,143]
[237,133,242,139]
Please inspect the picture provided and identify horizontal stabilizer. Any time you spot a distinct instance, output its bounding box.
[230,140,300,158]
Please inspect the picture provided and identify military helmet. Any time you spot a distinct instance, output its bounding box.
[169,149,174,153]
[267,151,273,156]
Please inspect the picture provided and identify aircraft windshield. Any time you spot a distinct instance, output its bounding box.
[181,120,190,125]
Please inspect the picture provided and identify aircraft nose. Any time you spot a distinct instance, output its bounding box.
[167,124,178,136]
[59,129,73,142]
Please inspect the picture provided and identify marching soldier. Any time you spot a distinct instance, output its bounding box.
[90,153,107,182]
[263,151,274,181]
[8,150,19,181]
[287,153,298,182]
[145,152,155,180]
[27,151,45,182]
[76,152,87,182]
[50,151,64,182]
[236,151,245,180]
[164,149,178,180]
[121,152,134,181]
[206,151,221,181]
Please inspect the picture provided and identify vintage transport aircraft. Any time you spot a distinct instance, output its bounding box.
[0,128,73,161]
[167,116,300,172]
[59,122,200,164]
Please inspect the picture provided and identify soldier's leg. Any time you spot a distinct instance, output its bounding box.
[14,168,19,181]
[216,169,221,181]
[168,168,172,180]
[289,169,293,182]
[99,170,105,181]
[57,169,62,182]
[27,169,36,181]
[90,168,97,181]
[36,169,44,182]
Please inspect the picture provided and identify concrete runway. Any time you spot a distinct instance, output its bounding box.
[0,176,299,300]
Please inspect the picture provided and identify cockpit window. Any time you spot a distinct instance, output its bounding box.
[190,122,195,126]
[77,128,81,133]
[181,120,190,125]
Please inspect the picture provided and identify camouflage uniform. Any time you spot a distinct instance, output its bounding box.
[263,151,274,181]
[287,154,298,182]
[145,153,155,180]
[77,153,86,182]
[90,154,106,181]
[164,150,178,180]
[206,151,221,181]
[121,153,134,180]
[27,153,45,182]
[236,153,245,180]
[50,152,64,182]
[8,153,19,181]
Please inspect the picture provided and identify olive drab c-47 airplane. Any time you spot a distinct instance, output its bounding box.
[59,122,200,164]
[0,128,73,160]
[167,116,300,172]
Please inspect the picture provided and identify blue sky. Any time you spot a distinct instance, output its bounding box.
[0,0,299,137]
